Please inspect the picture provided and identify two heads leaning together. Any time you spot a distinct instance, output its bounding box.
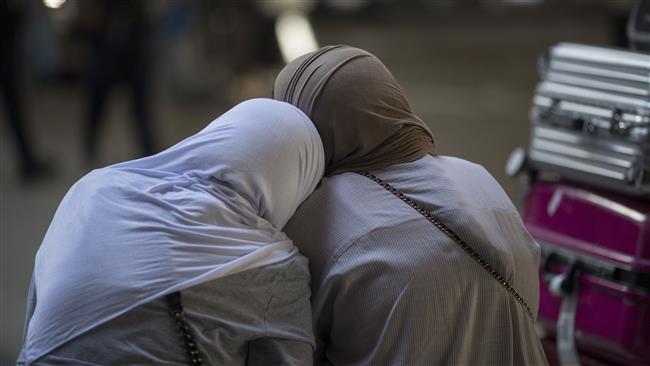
[19,46,547,366]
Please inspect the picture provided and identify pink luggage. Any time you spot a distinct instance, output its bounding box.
[523,180,650,365]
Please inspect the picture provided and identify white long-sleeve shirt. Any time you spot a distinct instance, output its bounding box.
[285,155,548,365]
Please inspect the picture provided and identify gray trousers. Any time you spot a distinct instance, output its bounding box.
[18,255,314,366]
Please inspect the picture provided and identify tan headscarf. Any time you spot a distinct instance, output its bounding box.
[273,45,436,176]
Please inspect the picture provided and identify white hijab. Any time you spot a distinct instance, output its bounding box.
[23,99,325,363]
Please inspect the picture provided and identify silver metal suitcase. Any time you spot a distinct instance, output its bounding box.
[528,43,650,197]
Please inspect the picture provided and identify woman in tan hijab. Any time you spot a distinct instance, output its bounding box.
[274,45,548,366]
[273,45,435,175]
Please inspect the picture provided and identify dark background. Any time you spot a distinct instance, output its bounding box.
[0,0,637,363]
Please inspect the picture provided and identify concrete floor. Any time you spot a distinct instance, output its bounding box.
[1,6,615,364]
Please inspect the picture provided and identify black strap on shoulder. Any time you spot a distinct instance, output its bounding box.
[356,171,535,321]
[166,291,204,365]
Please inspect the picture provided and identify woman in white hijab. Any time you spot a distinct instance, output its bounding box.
[17,99,325,365]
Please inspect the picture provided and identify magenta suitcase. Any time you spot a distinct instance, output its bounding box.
[523,180,650,365]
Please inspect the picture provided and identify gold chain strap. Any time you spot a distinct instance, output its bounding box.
[166,291,203,365]
[356,171,534,321]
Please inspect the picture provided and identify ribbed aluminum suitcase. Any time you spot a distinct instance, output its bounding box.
[528,43,650,197]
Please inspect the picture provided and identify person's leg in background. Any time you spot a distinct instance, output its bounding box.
[84,49,113,165]
[1,1,53,181]
[127,46,155,158]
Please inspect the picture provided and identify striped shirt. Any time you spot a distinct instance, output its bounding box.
[285,155,548,365]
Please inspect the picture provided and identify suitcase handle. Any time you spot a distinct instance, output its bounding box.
[539,97,633,137]
[542,253,582,296]
[610,108,630,135]
[541,246,650,292]
[542,253,582,366]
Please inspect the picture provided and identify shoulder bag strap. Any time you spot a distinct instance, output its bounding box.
[356,171,534,321]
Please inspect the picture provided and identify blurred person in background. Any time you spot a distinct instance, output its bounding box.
[221,0,281,101]
[77,0,156,164]
[274,45,548,365]
[17,99,324,365]
[1,0,53,181]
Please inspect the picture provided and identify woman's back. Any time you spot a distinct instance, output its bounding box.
[20,99,325,364]
[285,154,548,365]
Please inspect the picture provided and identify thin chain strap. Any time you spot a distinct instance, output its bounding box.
[166,292,204,365]
[356,171,535,321]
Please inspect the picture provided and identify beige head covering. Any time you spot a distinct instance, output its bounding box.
[273,45,436,175]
